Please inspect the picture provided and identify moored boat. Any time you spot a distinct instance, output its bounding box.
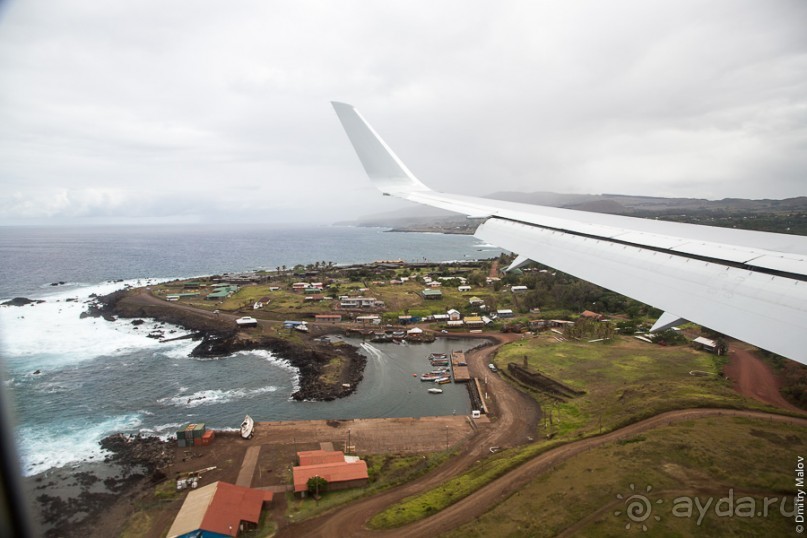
[420,369,449,381]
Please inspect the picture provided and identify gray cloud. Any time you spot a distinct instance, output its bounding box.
[1,0,805,225]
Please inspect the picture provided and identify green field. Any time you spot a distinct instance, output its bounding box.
[493,335,762,437]
[443,416,806,537]
[370,336,772,529]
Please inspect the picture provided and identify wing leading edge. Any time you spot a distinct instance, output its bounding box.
[331,102,807,365]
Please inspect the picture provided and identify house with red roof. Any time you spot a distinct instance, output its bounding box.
[292,450,369,497]
[297,449,349,466]
[167,481,272,538]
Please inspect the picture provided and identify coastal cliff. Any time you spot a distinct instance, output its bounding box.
[86,289,366,401]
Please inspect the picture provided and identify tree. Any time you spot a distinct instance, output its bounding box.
[307,475,328,498]
[467,270,486,288]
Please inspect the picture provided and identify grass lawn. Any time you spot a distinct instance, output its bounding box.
[493,334,761,437]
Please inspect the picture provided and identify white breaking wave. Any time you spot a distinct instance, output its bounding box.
[137,422,186,440]
[0,279,193,371]
[242,349,301,393]
[158,340,201,360]
[158,386,279,408]
[17,413,143,477]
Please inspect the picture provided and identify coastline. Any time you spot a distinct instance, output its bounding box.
[87,287,367,402]
[22,432,175,537]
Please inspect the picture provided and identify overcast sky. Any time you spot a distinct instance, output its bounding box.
[1,1,805,225]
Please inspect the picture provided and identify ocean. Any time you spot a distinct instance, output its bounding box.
[0,224,502,476]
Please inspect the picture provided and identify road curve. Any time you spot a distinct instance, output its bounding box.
[391,408,807,537]
[276,333,541,537]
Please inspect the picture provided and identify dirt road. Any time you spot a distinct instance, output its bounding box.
[723,346,803,413]
[276,333,541,537]
[392,408,807,537]
[281,408,807,537]
[277,334,806,537]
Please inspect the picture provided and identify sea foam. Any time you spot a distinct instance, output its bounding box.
[0,279,191,372]
[158,386,279,408]
[17,413,143,476]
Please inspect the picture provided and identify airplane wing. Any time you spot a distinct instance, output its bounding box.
[331,102,807,365]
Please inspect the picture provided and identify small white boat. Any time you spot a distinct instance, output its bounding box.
[428,388,443,394]
[240,415,254,439]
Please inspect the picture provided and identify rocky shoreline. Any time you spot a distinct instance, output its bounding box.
[25,285,368,537]
[25,433,175,537]
[85,288,366,401]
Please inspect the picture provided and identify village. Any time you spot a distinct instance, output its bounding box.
[151,255,725,353]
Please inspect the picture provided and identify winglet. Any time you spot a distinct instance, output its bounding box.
[331,102,431,195]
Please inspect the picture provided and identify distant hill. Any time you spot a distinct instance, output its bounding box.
[337,191,807,235]
[485,191,807,215]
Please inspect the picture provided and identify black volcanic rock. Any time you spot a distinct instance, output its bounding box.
[189,330,366,401]
[90,288,366,401]
[100,433,173,473]
[2,297,44,307]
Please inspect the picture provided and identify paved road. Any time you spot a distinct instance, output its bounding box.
[236,446,261,487]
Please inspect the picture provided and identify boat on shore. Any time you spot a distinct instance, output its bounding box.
[427,388,443,394]
[235,316,258,328]
[240,415,254,439]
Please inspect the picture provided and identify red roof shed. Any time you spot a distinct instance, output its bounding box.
[167,481,272,537]
[292,460,369,493]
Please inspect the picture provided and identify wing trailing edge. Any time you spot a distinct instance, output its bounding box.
[332,102,807,365]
